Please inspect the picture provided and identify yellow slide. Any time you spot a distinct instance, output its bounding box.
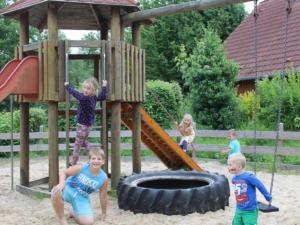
[121,103,203,172]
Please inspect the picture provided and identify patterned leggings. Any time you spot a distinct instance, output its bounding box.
[72,123,91,165]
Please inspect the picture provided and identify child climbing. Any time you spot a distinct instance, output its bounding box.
[227,153,272,225]
[176,113,195,152]
[65,78,107,165]
[51,148,108,225]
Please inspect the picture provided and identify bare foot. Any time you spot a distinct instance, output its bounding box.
[59,218,69,225]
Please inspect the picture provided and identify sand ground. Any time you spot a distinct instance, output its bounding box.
[0,156,299,225]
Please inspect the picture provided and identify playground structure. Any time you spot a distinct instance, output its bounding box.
[0,0,251,194]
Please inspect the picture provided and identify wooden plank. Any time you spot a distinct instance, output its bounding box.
[125,44,130,101]
[142,49,146,101]
[68,54,100,60]
[67,40,102,48]
[23,43,39,52]
[58,41,66,101]
[121,0,250,24]
[138,49,143,102]
[38,42,44,101]
[43,41,48,100]
[16,184,51,198]
[47,40,58,100]
[106,41,113,100]
[130,45,135,101]
[114,41,122,100]
[134,46,139,101]
[121,42,126,100]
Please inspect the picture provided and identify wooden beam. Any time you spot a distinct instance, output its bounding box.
[122,0,251,24]
[89,4,101,28]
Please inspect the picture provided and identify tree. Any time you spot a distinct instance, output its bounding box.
[140,0,246,86]
[176,29,238,129]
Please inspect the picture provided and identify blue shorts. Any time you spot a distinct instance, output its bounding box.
[62,185,92,216]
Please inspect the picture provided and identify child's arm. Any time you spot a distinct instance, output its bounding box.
[97,80,107,101]
[64,82,84,100]
[248,174,272,202]
[99,178,109,220]
[51,164,82,193]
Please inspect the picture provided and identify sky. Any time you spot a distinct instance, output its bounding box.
[63,2,258,40]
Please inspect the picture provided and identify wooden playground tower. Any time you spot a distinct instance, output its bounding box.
[0,0,249,193]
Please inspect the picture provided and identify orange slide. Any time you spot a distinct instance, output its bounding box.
[121,103,204,172]
[0,56,39,102]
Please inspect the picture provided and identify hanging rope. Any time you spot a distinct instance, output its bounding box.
[252,0,259,174]
[269,0,292,196]
[146,88,178,125]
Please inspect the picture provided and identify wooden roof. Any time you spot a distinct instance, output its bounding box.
[0,0,140,30]
[224,0,300,81]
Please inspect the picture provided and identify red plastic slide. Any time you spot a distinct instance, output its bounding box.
[0,56,39,102]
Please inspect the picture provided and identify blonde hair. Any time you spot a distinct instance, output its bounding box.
[229,153,246,169]
[89,147,105,160]
[83,77,99,96]
[180,113,195,128]
[228,129,237,137]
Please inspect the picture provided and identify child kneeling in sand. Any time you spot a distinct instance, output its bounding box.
[51,148,108,225]
[227,153,272,225]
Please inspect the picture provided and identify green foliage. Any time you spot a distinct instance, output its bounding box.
[176,29,239,129]
[143,80,183,128]
[140,0,246,86]
[237,91,260,127]
[257,70,300,130]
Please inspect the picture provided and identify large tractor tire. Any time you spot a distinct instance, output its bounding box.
[117,170,230,215]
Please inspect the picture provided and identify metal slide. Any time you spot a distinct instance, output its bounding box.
[0,56,39,102]
[121,103,203,172]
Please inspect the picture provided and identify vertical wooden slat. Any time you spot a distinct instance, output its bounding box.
[125,43,130,101]
[38,42,44,101]
[58,41,66,101]
[114,41,122,100]
[138,49,142,102]
[142,49,146,101]
[106,41,113,100]
[43,41,48,101]
[134,46,139,101]
[121,42,126,100]
[130,45,135,101]
[47,40,58,100]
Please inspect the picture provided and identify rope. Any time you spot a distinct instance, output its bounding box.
[252,0,259,174]
[269,0,292,196]
[146,88,178,125]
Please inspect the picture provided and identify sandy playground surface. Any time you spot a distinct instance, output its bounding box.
[0,156,300,225]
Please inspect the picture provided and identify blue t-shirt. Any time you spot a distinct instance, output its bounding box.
[65,163,107,197]
[65,84,107,126]
[228,139,241,157]
[232,172,272,211]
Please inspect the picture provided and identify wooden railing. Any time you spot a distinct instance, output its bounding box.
[1,128,299,156]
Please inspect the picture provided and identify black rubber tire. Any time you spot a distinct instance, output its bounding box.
[117,170,230,215]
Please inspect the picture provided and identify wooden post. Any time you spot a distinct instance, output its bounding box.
[131,22,141,173]
[47,4,59,189]
[110,7,121,189]
[19,12,30,186]
[101,25,109,174]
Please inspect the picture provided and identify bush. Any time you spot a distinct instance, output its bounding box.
[143,80,183,128]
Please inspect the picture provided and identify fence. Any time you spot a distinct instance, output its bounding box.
[1,126,299,156]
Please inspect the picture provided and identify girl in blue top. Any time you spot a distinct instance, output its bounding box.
[228,153,272,225]
[65,78,107,165]
[51,148,108,225]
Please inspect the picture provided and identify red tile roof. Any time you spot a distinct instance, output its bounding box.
[224,0,300,81]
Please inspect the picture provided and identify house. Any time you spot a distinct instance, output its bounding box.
[224,0,300,94]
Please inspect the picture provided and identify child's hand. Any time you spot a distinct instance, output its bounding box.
[102,80,107,87]
[51,184,65,194]
[64,82,69,86]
